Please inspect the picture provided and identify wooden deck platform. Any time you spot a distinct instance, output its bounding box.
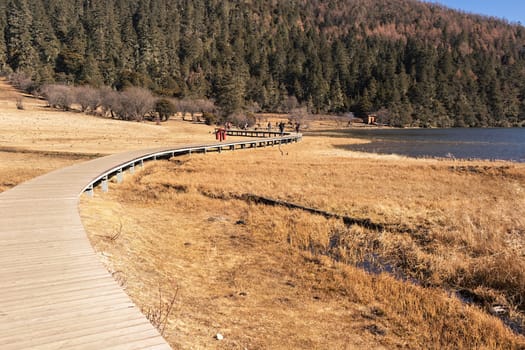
[0,134,300,349]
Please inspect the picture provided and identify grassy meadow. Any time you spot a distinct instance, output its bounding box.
[81,138,525,349]
[1,79,524,348]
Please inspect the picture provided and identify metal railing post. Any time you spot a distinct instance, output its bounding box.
[85,184,94,197]
[117,169,123,184]
[101,176,109,193]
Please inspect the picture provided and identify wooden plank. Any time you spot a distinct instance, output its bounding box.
[0,151,173,349]
[0,312,148,345]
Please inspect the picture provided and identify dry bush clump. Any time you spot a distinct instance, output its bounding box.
[117,87,155,121]
[144,282,179,336]
[175,98,216,121]
[81,139,525,348]
[41,84,75,110]
[40,84,158,121]
[75,85,102,114]
[8,71,36,93]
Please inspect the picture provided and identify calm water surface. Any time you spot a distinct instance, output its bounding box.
[322,128,525,162]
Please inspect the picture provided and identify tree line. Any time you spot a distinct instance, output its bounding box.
[26,80,214,123]
[2,0,525,127]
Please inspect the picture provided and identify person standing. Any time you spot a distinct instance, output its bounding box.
[278,121,285,135]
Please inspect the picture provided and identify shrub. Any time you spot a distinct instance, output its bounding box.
[100,88,122,119]
[154,98,177,122]
[75,86,102,114]
[118,87,155,121]
[8,72,36,93]
[41,84,75,110]
[288,106,309,124]
[95,86,154,121]
[227,112,256,128]
[202,112,219,125]
[177,98,216,121]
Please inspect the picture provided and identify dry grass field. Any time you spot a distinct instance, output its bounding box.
[1,79,525,349]
[79,141,525,349]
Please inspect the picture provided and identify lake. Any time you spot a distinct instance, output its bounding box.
[320,128,525,162]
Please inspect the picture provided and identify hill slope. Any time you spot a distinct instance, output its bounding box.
[1,0,525,126]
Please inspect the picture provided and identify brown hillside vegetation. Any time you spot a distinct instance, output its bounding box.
[3,0,525,128]
[81,140,525,349]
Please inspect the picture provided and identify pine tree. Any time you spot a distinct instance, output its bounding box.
[0,0,523,126]
[0,1,8,70]
[55,22,87,82]
[328,77,346,112]
[358,89,373,116]
[29,0,59,82]
[6,0,37,74]
[216,55,248,115]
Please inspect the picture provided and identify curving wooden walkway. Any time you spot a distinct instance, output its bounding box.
[0,134,300,349]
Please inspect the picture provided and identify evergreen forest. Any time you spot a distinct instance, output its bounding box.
[2,0,525,127]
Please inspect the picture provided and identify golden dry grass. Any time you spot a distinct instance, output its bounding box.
[0,77,216,155]
[0,150,93,192]
[1,78,524,348]
[81,136,525,349]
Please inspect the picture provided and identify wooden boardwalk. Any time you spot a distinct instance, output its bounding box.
[0,134,300,349]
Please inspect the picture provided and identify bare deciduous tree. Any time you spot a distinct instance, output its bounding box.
[118,87,155,121]
[100,88,122,119]
[75,86,102,114]
[177,98,216,121]
[196,98,216,114]
[8,72,35,93]
[289,106,309,123]
[41,84,75,111]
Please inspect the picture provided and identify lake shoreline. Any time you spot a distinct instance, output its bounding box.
[308,127,525,163]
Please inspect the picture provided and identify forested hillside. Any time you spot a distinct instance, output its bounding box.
[2,0,525,126]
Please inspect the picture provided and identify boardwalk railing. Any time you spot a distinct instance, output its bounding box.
[83,133,301,196]
[223,129,292,138]
[0,133,300,349]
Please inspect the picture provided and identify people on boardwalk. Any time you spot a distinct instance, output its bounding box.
[267,122,272,131]
[278,121,285,135]
[215,126,226,141]
[295,122,301,134]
